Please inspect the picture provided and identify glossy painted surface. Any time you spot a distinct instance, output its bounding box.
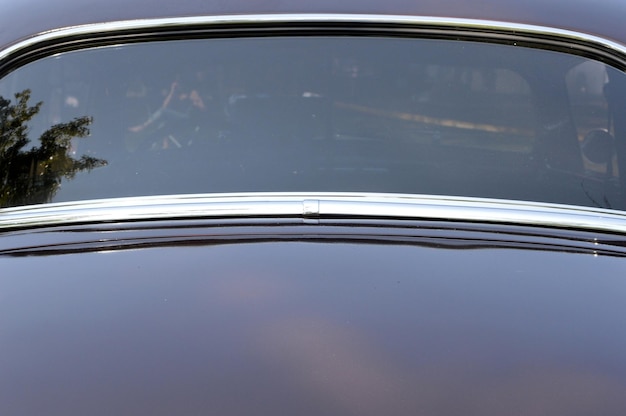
[1,224,626,415]
[1,0,626,50]
[2,1,626,414]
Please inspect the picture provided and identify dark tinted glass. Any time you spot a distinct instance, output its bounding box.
[1,37,624,209]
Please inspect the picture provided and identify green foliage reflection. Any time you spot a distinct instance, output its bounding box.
[0,90,106,207]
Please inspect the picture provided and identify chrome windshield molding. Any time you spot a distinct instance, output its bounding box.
[3,193,626,234]
[1,14,625,68]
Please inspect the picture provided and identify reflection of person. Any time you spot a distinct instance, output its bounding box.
[127,77,206,149]
[180,89,205,111]
[129,79,205,133]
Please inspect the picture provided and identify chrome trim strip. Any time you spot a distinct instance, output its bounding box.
[2,193,626,234]
[1,14,625,64]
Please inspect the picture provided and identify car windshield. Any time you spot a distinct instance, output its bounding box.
[1,36,624,210]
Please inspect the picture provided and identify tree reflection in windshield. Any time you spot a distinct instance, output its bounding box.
[0,90,106,207]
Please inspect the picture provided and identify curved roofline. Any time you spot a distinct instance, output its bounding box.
[3,192,626,235]
[2,15,626,69]
[3,0,626,48]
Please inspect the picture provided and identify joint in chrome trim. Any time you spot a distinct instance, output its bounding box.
[302,200,320,218]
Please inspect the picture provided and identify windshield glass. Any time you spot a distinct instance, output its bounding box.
[1,37,624,209]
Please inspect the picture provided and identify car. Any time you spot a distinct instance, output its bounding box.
[2,0,626,414]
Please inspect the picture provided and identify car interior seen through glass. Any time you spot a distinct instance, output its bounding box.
[0,36,624,210]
